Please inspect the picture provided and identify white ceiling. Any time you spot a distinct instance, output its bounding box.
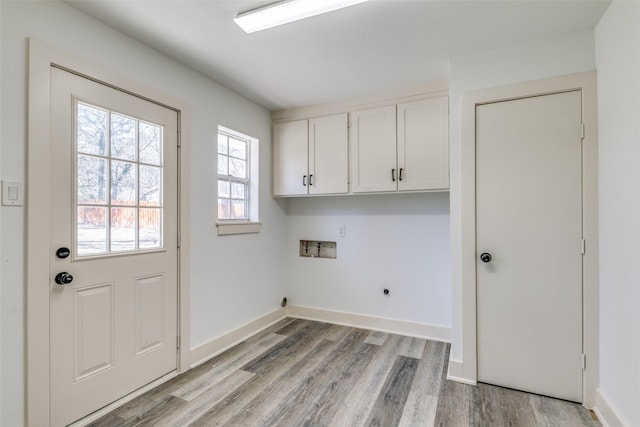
[66,0,610,111]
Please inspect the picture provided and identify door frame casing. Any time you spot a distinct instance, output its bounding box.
[27,39,192,426]
[457,72,598,407]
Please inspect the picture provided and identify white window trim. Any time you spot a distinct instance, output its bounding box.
[216,125,260,235]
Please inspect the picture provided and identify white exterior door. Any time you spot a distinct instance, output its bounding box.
[49,67,178,426]
[476,91,583,402]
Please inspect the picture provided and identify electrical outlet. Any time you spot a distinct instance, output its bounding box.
[337,225,345,237]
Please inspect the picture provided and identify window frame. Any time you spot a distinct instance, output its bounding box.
[216,125,261,235]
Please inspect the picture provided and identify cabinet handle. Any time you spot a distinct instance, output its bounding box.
[303,175,307,186]
[392,169,396,182]
[399,168,403,181]
[309,174,313,186]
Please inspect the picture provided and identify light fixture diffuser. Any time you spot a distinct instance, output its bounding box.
[234,0,369,33]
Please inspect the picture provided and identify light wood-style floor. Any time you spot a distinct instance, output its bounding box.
[89,318,601,426]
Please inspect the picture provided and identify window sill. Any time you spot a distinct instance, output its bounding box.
[216,221,261,236]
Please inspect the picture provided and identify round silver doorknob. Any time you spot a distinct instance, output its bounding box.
[55,272,74,285]
[480,252,492,263]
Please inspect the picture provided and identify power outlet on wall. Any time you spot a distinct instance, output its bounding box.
[337,225,346,237]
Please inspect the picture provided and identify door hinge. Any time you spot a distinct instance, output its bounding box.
[347,119,351,129]
[580,123,585,140]
[177,130,182,147]
[581,353,587,370]
[177,335,181,350]
[177,232,181,248]
[581,239,586,255]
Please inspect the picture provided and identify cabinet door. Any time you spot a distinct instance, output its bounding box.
[349,105,397,193]
[309,113,348,195]
[397,97,449,191]
[273,120,309,196]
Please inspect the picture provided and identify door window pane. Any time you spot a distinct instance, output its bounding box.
[77,155,108,204]
[111,161,136,205]
[139,122,162,165]
[111,113,137,160]
[77,103,108,156]
[77,206,107,255]
[139,208,161,249]
[139,165,161,206]
[110,207,136,252]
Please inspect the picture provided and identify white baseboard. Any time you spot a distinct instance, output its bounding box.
[594,389,628,427]
[189,307,287,368]
[286,305,451,342]
[446,358,477,385]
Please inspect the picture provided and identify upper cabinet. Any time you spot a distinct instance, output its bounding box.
[272,90,449,197]
[273,113,348,196]
[350,96,449,193]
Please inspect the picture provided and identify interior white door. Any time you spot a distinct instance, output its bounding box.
[476,91,583,402]
[49,67,178,426]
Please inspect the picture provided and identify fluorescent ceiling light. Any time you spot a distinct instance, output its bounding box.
[235,0,370,33]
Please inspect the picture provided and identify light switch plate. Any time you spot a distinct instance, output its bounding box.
[2,181,24,206]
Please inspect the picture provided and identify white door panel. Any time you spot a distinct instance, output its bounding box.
[50,67,178,426]
[476,91,583,402]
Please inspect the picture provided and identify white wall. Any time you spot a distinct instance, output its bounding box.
[449,30,596,366]
[595,2,640,425]
[0,1,287,425]
[286,193,451,329]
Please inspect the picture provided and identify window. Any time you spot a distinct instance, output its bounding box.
[216,126,260,234]
[76,101,164,256]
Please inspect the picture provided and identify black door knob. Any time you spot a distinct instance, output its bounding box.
[480,252,492,263]
[55,272,74,285]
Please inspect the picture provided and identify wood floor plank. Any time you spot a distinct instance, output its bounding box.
[477,382,538,426]
[189,324,341,425]
[398,394,438,427]
[529,392,601,427]
[322,323,352,341]
[396,336,427,359]
[231,329,374,426]
[121,395,186,427]
[433,379,480,427]
[328,334,407,427]
[364,355,420,426]
[245,317,295,341]
[151,370,255,426]
[204,338,342,427]
[170,332,284,401]
[242,321,331,373]
[364,330,388,345]
[397,340,448,426]
[273,317,313,336]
